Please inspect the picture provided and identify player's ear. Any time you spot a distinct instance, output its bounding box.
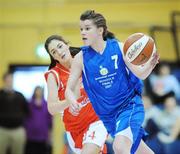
[98,27,104,36]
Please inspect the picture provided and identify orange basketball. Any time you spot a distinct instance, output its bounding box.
[123,33,156,65]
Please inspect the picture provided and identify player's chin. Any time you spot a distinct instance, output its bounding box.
[83,40,90,46]
[62,57,69,63]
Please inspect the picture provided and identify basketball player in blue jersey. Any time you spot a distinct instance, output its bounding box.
[65,10,159,154]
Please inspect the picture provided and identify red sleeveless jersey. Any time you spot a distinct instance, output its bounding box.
[44,63,99,148]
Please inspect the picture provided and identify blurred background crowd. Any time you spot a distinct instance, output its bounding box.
[0,0,180,154]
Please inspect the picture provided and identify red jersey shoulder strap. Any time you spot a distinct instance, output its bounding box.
[44,69,62,89]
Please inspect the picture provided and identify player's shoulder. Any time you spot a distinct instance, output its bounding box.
[107,38,124,50]
[118,42,124,52]
[44,68,59,82]
[44,68,62,88]
[72,51,83,70]
[80,45,90,51]
[44,67,57,76]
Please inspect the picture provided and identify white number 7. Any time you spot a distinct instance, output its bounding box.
[111,55,118,69]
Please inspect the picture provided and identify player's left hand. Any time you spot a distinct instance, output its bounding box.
[69,101,80,116]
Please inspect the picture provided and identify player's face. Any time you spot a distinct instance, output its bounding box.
[80,19,101,46]
[48,39,71,64]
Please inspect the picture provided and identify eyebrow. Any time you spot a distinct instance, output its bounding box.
[57,43,62,48]
[50,48,56,53]
[80,24,91,27]
[84,24,91,27]
[50,43,60,53]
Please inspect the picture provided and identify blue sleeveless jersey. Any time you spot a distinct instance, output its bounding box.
[81,39,143,121]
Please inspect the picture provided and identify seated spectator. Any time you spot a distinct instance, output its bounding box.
[24,86,52,154]
[143,95,161,139]
[146,62,180,104]
[156,94,180,154]
[157,94,180,144]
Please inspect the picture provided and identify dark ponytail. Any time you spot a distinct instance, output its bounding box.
[48,56,57,70]
[80,10,115,40]
[103,30,115,40]
[69,47,81,57]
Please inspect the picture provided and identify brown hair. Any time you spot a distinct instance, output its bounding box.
[80,10,115,40]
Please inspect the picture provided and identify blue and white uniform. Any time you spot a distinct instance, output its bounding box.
[81,39,146,154]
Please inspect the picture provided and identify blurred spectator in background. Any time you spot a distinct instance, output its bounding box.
[145,93,180,154]
[24,86,52,154]
[143,95,161,139]
[157,94,180,143]
[146,62,180,104]
[0,71,29,154]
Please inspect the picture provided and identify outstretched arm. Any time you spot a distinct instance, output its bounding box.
[119,42,160,80]
[65,51,83,116]
[46,73,70,115]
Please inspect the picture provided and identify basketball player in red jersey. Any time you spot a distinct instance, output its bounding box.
[44,35,107,154]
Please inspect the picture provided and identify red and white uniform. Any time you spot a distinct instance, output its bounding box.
[44,63,107,153]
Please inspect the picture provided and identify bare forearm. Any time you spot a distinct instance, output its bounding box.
[65,88,81,116]
[65,88,78,105]
[125,61,153,80]
[136,63,154,80]
[47,100,69,115]
[126,52,159,80]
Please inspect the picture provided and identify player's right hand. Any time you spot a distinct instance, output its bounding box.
[150,52,160,69]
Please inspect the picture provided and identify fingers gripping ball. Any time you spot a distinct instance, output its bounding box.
[123,33,156,65]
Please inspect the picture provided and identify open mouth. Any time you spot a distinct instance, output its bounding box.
[82,38,87,40]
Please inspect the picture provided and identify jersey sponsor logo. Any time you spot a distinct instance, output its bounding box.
[79,97,90,108]
[99,66,108,76]
[127,42,143,60]
[94,54,119,89]
[95,72,117,89]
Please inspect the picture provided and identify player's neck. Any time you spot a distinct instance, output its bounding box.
[61,59,72,70]
[91,39,106,54]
